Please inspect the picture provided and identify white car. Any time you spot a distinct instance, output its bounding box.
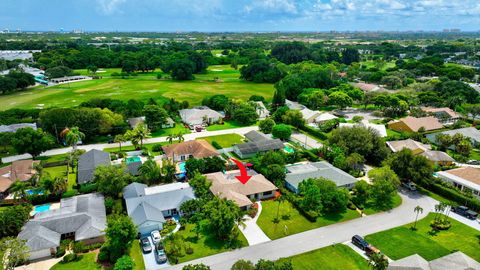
[151,230,161,244]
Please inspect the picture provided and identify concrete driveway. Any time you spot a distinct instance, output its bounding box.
[290,132,323,149]
[165,190,438,270]
[238,201,271,246]
[141,236,170,270]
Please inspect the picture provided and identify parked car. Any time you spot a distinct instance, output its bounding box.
[401,181,417,191]
[139,237,152,254]
[352,235,369,250]
[452,206,478,220]
[151,230,161,244]
[467,160,480,165]
[365,245,380,257]
[154,247,168,264]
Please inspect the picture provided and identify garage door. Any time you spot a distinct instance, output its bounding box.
[139,223,162,236]
[30,249,52,260]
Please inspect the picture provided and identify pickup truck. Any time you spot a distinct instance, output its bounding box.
[452,206,478,220]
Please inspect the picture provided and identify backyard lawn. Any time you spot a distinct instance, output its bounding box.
[257,199,361,240]
[43,165,77,191]
[50,252,101,270]
[278,244,370,270]
[365,213,480,261]
[196,134,244,148]
[165,223,248,264]
[0,65,274,110]
[258,193,402,240]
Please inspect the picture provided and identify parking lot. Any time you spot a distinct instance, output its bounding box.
[141,236,170,270]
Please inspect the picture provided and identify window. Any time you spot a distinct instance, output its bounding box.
[263,191,273,196]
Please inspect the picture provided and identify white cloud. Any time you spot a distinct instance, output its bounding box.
[97,0,126,15]
[245,0,298,15]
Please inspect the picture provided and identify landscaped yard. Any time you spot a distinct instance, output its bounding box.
[278,244,370,270]
[164,223,248,264]
[257,199,361,240]
[103,140,175,154]
[258,193,402,240]
[365,213,480,261]
[196,134,244,148]
[150,125,191,137]
[0,65,274,110]
[206,120,252,131]
[129,241,146,270]
[43,165,77,191]
[50,252,101,270]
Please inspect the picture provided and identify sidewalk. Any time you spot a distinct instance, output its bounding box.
[1,126,258,163]
[239,201,271,246]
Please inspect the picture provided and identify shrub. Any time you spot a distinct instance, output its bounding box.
[185,246,194,255]
[430,220,451,230]
[79,183,98,194]
[61,253,78,263]
[211,141,222,149]
[110,154,117,161]
[246,207,258,218]
[73,241,86,254]
[298,125,327,141]
[151,143,163,152]
[425,183,480,211]
[61,189,79,198]
[55,246,66,258]
[98,245,110,262]
[117,152,126,158]
[113,255,135,270]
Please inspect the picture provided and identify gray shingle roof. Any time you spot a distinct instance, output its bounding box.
[285,161,358,190]
[130,201,166,225]
[244,130,269,142]
[235,130,284,155]
[127,161,142,176]
[429,251,480,270]
[18,193,106,251]
[77,149,111,184]
[426,127,480,144]
[388,254,430,270]
[0,123,37,133]
[123,182,147,199]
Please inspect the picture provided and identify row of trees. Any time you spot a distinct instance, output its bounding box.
[0,72,35,95]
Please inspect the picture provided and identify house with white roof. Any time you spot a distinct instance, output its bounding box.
[179,106,223,128]
[339,120,387,137]
[255,101,270,119]
[123,182,196,235]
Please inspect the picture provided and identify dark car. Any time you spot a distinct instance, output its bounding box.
[154,247,168,264]
[452,206,478,220]
[140,237,152,254]
[352,235,369,250]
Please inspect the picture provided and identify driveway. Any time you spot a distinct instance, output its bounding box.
[165,191,437,270]
[142,236,170,270]
[290,132,323,149]
[1,126,259,163]
[238,201,271,246]
[334,108,382,121]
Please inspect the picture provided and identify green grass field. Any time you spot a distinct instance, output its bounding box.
[43,165,77,191]
[50,252,101,270]
[365,213,480,261]
[278,244,370,270]
[129,242,146,270]
[165,223,248,264]
[196,134,244,148]
[0,65,274,110]
[206,120,253,131]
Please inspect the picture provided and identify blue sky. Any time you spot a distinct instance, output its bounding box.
[1,0,479,32]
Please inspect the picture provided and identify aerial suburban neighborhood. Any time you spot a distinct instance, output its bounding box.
[0,1,480,270]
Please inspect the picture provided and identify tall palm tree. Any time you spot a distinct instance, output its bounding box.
[166,134,175,144]
[413,205,423,230]
[52,177,67,195]
[31,162,44,186]
[275,195,285,222]
[176,132,185,143]
[9,180,28,200]
[132,124,151,149]
[40,175,54,195]
[65,127,85,152]
[161,159,176,183]
[114,134,125,151]
[138,159,162,185]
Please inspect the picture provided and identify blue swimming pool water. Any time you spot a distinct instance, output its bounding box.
[284,145,295,154]
[126,156,141,164]
[34,204,51,213]
[26,189,44,196]
[178,162,186,173]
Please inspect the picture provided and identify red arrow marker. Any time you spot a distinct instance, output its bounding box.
[231,158,252,184]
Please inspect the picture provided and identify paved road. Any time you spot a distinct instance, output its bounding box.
[166,190,438,270]
[1,126,258,163]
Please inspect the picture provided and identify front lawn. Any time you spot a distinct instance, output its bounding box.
[50,252,101,270]
[362,193,402,215]
[257,200,361,240]
[365,213,480,261]
[103,141,175,155]
[164,223,248,264]
[206,121,252,131]
[43,165,77,191]
[196,134,244,148]
[278,244,370,270]
[129,241,146,270]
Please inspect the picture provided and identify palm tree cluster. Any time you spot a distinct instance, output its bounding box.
[124,124,151,149]
[166,132,185,144]
[138,159,176,185]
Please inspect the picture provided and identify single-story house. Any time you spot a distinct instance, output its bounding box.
[285,99,305,110]
[77,149,111,184]
[123,182,195,235]
[300,108,321,123]
[128,116,174,129]
[388,116,443,133]
[285,161,358,193]
[314,112,338,124]
[205,170,277,210]
[421,107,462,125]
[0,123,37,133]
[388,252,480,270]
[255,101,270,120]
[18,193,106,261]
[162,139,219,162]
[339,120,387,137]
[179,106,223,128]
[426,127,480,147]
[233,130,284,159]
[386,139,454,166]
[436,166,480,198]
[0,159,39,199]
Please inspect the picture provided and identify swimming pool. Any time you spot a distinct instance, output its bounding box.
[26,189,44,196]
[178,162,186,173]
[284,145,295,154]
[34,204,51,213]
[126,156,141,164]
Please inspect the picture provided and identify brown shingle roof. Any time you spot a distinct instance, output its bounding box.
[0,160,39,192]
[421,107,461,118]
[443,167,480,185]
[386,139,431,153]
[162,140,219,159]
[205,170,277,207]
[389,116,443,132]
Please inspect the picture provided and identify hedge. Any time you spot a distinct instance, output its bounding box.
[279,187,318,222]
[425,183,480,211]
[211,141,222,150]
[298,125,327,141]
[27,193,62,205]
[79,183,98,194]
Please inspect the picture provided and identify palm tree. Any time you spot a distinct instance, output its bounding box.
[65,127,85,152]
[176,132,185,143]
[52,177,67,195]
[132,124,151,149]
[166,134,175,144]
[40,175,54,195]
[138,159,162,185]
[114,135,125,151]
[413,205,423,230]
[161,159,176,183]
[275,195,285,222]
[31,162,44,186]
[9,180,28,200]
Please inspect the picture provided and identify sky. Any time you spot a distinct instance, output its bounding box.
[1,0,480,32]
